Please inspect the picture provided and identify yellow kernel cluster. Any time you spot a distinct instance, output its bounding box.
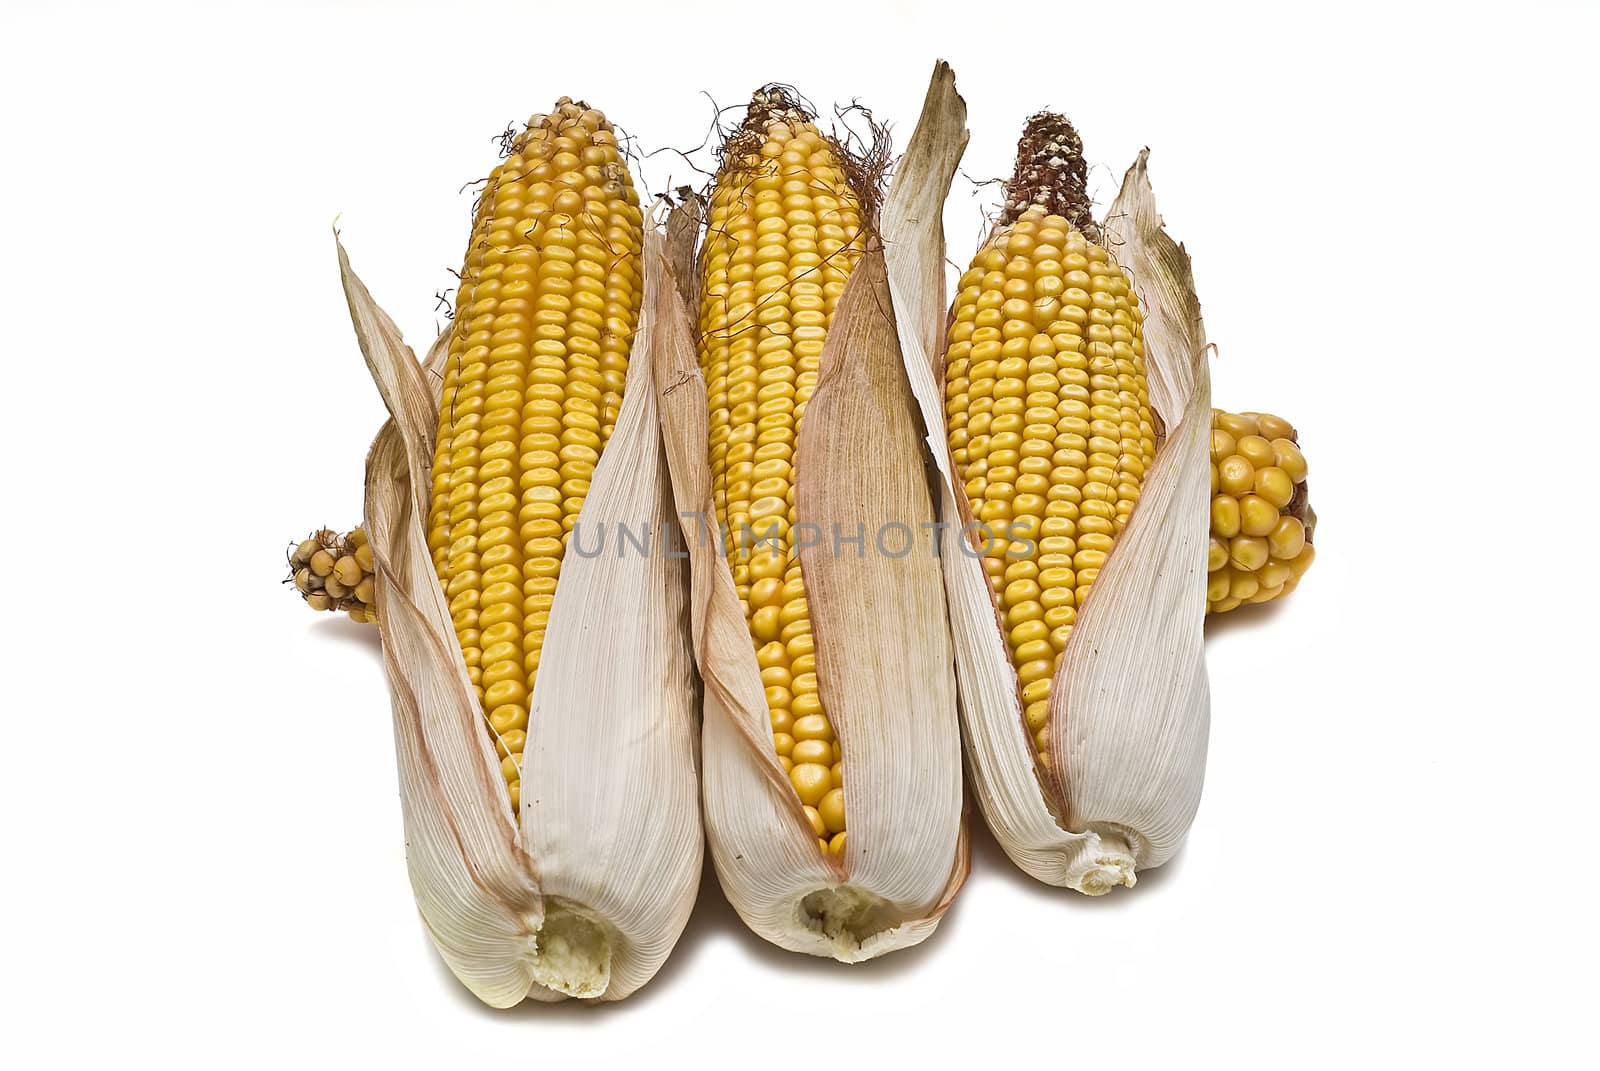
[943,206,1156,765]
[288,527,376,623]
[1206,410,1314,612]
[426,100,644,815]
[698,103,864,855]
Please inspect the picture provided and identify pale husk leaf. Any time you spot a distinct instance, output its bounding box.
[1047,149,1210,880]
[343,231,700,1003]
[880,60,969,377]
[1101,150,1203,425]
[664,190,703,314]
[795,247,965,935]
[515,230,702,1000]
[650,231,841,955]
[884,76,1099,888]
[650,65,969,958]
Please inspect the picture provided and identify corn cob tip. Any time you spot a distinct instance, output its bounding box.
[718,85,813,163]
[1002,111,1097,242]
[719,85,887,228]
[745,84,810,122]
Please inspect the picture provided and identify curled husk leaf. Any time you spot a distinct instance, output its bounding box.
[908,149,1213,893]
[651,62,970,960]
[341,229,701,1004]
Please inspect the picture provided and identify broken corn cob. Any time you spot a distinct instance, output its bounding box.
[1206,409,1315,612]
[287,526,377,622]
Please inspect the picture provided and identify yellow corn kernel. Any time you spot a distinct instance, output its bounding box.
[1269,516,1307,561]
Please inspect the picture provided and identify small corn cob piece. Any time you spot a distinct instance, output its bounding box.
[1206,409,1315,613]
[698,89,867,852]
[943,113,1156,766]
[287,526,377,622]
[427,99,644,815]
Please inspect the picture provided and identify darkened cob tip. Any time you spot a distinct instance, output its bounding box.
[1001,111,1098,242]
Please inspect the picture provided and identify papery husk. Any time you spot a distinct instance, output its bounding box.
[651,62,969,961]
[342,227,701,1004]
[908,149,1213,894]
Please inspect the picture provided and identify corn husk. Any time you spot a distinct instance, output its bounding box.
[650,62,970,961]
[905,148,1214,893]
[341,227,702,1004]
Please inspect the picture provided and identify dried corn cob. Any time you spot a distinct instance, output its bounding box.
[931,123,1213,895]
[338,96,699,1004]
[656,67,968,962]
[943,112,1157,765]
[427,98,644,814]
[697,87,866,852]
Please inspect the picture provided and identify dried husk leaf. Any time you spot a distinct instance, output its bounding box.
[343,228,700,1004]
[880,61,969,376]
[795,247,965,937]
[664,188,703,314]
[908,149,1213,893]
[650,63,969,960]
[1044,151,1211,883]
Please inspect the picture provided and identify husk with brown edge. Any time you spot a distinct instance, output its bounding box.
[904,148,1213,893]
[343,226,702,1004]
[650,62,969,960]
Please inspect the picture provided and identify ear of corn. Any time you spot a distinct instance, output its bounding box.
[931,124,1212,895]
[340,101,701,1000]
[427,99,645,814]
[697,89,866,853]
[943,113,1156,766]
[655,67,969,962]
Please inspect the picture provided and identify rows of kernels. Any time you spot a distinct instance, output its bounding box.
[698,114,862,853]
[1206,409,1314,613]
[425,100,644,814]
[943,207,1156,762]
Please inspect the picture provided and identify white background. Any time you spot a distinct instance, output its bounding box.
[3,1,1596,1066]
